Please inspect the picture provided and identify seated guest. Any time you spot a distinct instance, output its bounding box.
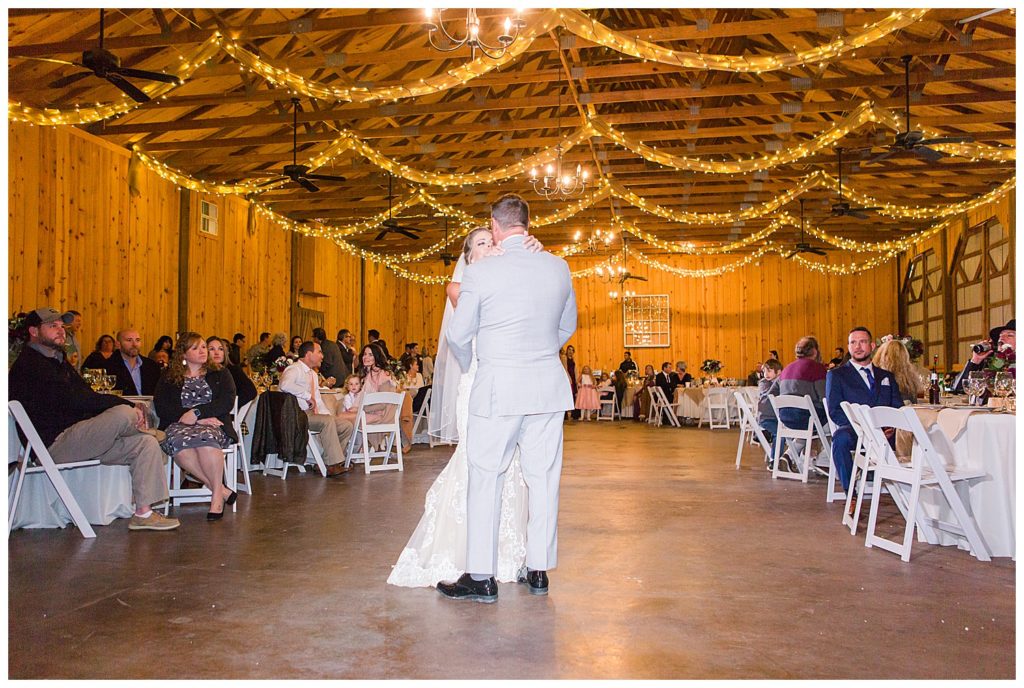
[278,341,353,477]
[154,333,238,520]
[313,327,345,388]
[655,361,678,401]
[82,333,117,370]
[106,329,161,396]
[672,361,693,388]
[207,336,257,409]
[229,333,246,367]
[367,329,392,361]
[246,331,271,366]
[10,308,179,531]
[61,310,83,370]
[873,339,924,405]
[618,351,638,374]
[288,335,303,359]
[262,332,288,366]
[338,374,362,424]
[612,369,627,408]
[401,356,430,414]
[826,327,903,499]
[636,364,658,420]
[769,336,828,432]
[147,335,174,362]
[757,359,783,462]
[358,343,413,451]
[951,319,1015,393]
[404,342,421,363]
[152,350,170,370]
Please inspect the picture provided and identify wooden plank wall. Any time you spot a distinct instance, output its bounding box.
[8,122,1010,375]
[8,123,179,351]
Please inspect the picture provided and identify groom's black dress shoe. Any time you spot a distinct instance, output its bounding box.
[437,574,498,603]
[518,569,549,596]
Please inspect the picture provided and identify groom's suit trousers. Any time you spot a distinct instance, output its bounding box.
[465,410,564,576]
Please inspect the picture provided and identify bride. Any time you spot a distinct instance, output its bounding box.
[387,227,543,587]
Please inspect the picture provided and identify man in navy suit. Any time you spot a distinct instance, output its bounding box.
[825,326,903,495]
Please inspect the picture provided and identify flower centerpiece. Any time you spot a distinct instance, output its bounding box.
[701,359,723,385]
[271,355,292,383]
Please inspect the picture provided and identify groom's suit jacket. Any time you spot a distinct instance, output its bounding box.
[447,234,577,417]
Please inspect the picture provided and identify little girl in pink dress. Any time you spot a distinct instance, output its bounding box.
[575,365,601,420]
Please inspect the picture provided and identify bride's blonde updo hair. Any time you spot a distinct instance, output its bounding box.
[461,226,492,264]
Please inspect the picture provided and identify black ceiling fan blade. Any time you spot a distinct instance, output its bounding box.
[304,173,348,182]
[48,71,94,89]
[785,249,798,259]
[256,176,287,187]
[393,228,419,240]
[808,248,828,256]
[23,56,80,67]
[863,148,898,166]
[375,229,389,241]
[849,210,870,220]
[920,135,973,145]
[104,72,150,103]
[859,206,883,212]
[114,67,182,85]
[912,146,945,163]
[296,177,320,193]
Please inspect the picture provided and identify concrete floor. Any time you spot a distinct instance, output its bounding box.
[8,421,1015,679]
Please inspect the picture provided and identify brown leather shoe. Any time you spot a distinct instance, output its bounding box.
[326,463,350,478]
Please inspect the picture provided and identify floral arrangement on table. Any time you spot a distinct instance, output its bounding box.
[987,345,1015,377]
[879,334,925,361]
[700,359,723,375]
[9,313,29,368]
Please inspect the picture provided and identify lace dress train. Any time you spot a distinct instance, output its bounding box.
[387,358,528,586]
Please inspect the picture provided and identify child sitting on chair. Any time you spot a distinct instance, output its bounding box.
[757,359,783,465]
[339,374,362,423]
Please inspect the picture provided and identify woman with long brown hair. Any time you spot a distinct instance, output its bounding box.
[154,333,238,520]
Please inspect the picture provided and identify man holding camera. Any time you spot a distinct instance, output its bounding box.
[951,318,1015,393]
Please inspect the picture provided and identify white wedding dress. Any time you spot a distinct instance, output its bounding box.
[387,354,529,586]
[388,346,529,586]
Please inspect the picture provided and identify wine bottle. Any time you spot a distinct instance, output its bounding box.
[928,356,940,404]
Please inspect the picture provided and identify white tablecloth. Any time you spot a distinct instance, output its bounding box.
[674,386,758,422]
[914,409,1015,559]
[10,464,135,530]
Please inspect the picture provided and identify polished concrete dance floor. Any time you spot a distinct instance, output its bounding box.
[9,421,1014,679]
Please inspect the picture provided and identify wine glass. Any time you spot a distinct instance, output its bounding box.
[967,371,987,406]
[992,372,1014,412]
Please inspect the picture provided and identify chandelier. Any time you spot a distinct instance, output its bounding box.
[529,64,588,199]
[423,8,526,60]
[573,227,615,253]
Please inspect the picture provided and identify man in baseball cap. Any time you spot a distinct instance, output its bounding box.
[10,307,179,531]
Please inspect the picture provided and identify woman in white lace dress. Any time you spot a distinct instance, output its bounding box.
[387,228,542,587]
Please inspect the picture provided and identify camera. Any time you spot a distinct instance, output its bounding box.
[972,341,993,354]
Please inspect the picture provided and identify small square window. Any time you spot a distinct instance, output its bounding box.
[200,200,219,236]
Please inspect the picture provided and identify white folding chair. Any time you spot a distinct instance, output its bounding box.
[263,427,327,480]
[411,388,434,445]
[647,387,680,428]
[597,388,619,421]
[733,392,773,469]
[699,388,733,429]
[839,402,873,533]
[862,406,990,562]
[226,399,255,495]
[8,401,98,538]
[345,391,406,473]
[767,394,830,483]
[821,404,846,504]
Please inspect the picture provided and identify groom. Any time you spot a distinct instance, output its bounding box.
[440,193,577,603]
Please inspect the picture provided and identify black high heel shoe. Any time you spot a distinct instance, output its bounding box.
[224,489,237,507]
[206,509,224,521]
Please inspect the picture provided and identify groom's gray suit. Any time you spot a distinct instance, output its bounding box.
[447,234,577,576]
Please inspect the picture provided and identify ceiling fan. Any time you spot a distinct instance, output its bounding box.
[864,55,974,166]
[786,199,828,259]
[438,218,459,266]
[616,239,647,284]
[37,9,182,103]
[831,147,881,219]
[257,99,348,193]
[375,174,421,241]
